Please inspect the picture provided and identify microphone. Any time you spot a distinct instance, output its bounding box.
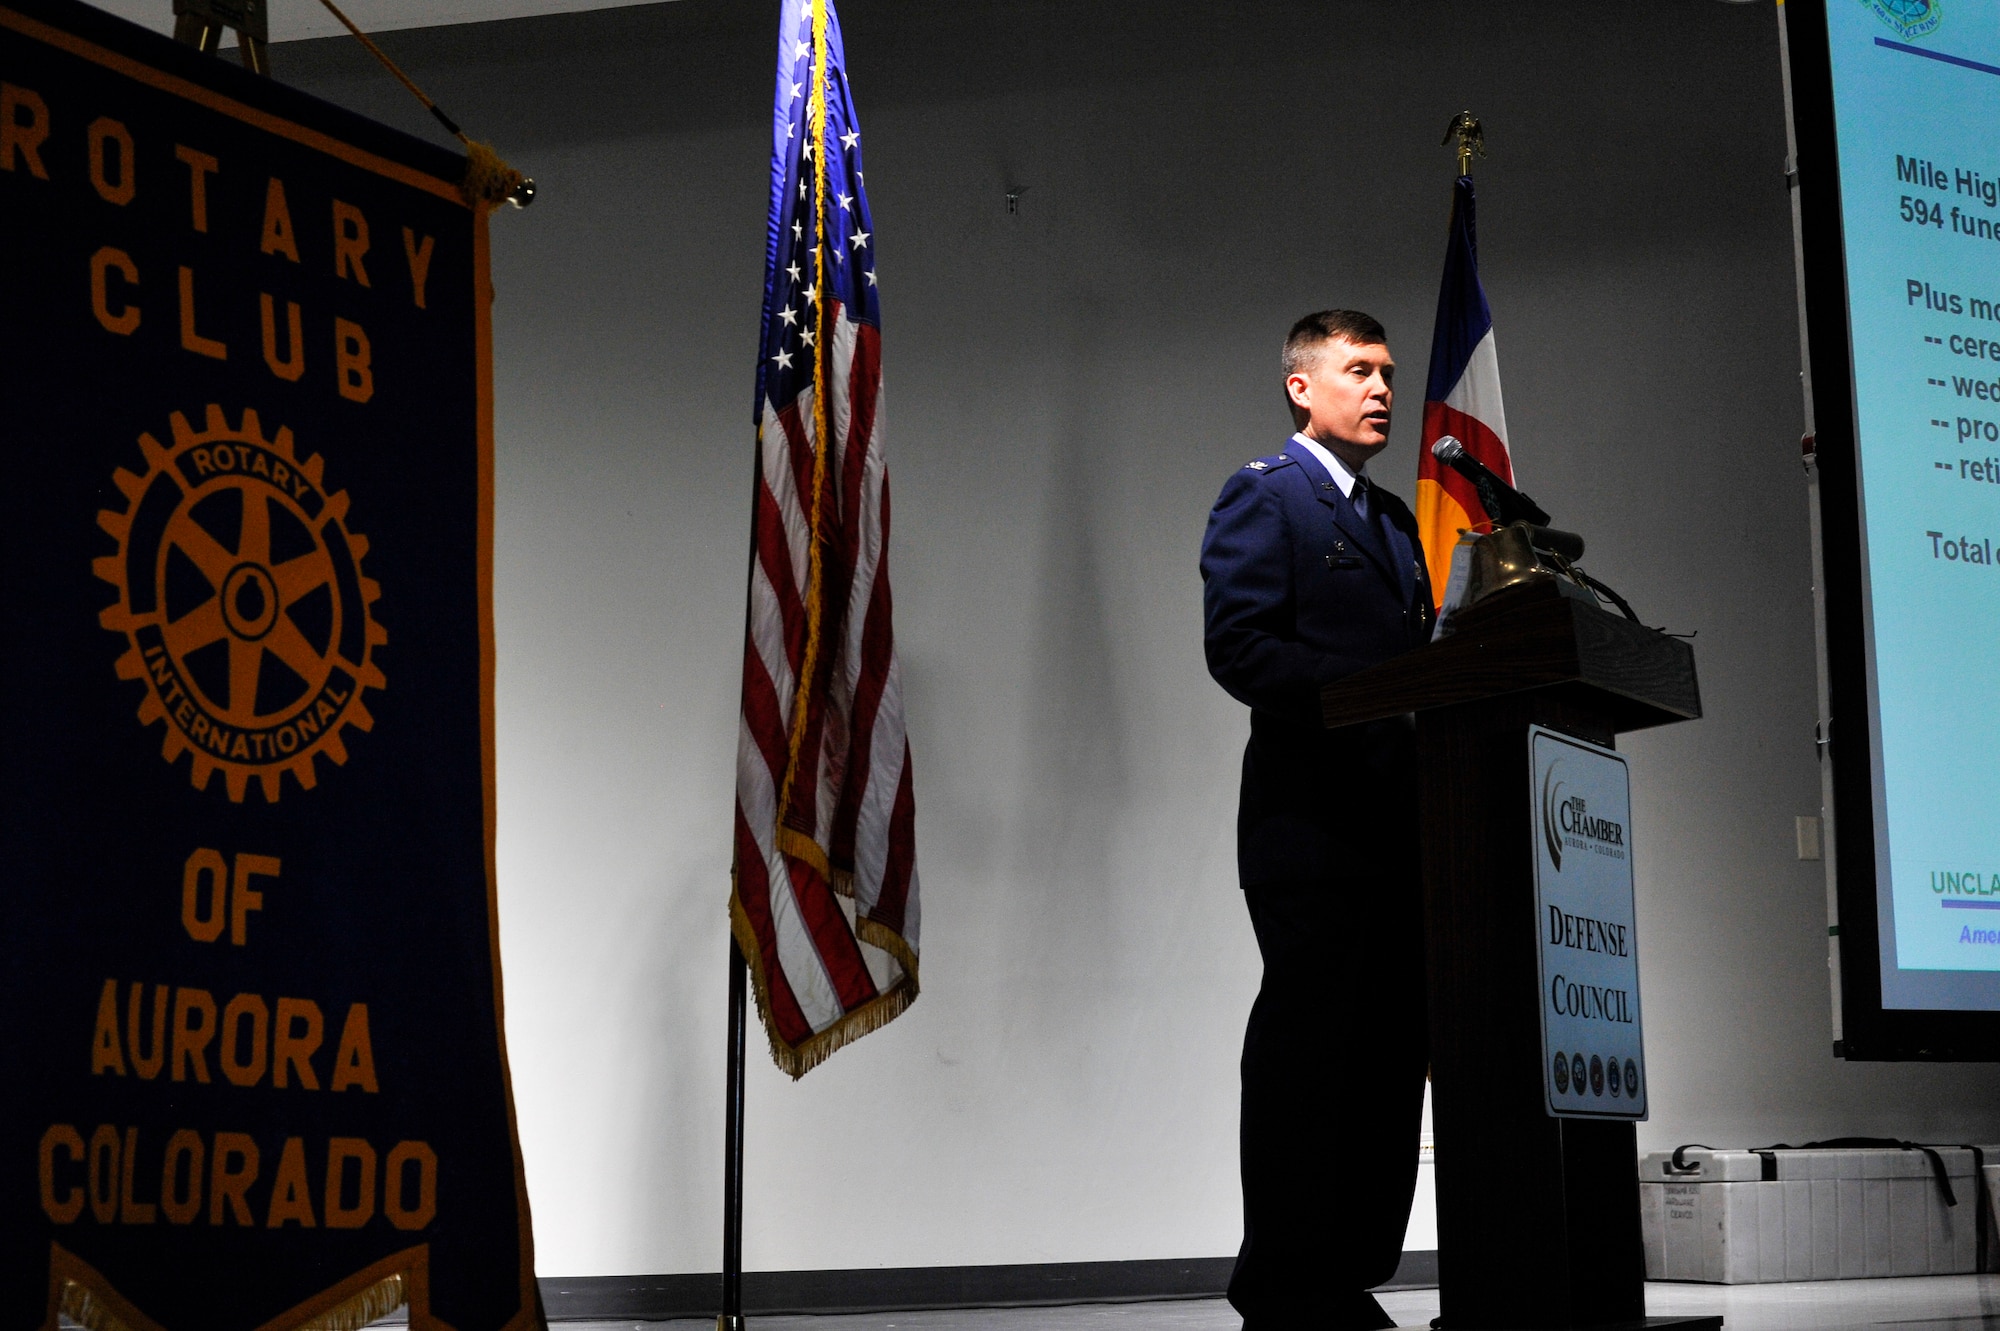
[1431,436,1551,528]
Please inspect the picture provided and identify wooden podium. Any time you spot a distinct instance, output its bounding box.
[1321,579,1715,1331]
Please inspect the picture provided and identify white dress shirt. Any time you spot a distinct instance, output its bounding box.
[1288,431,1364,500]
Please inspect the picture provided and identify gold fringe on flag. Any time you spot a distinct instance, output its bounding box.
[729,872,921,1081]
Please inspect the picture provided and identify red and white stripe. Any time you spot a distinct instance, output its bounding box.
[1416,327,1513,600]
[1431,326,1509,462]
[733,302,920,1077]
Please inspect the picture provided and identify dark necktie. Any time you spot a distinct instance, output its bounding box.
[1353,475,1402,572]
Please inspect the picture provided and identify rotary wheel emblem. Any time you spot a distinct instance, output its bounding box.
[95,405,387,802]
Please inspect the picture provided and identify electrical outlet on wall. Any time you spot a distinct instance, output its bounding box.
[1797,816,1823,861]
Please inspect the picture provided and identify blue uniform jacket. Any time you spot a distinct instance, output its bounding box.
[1200,445,1435,888]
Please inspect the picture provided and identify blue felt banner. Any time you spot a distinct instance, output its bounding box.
[0,3,538,1328]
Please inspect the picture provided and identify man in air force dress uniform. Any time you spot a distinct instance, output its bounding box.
[1200,310,1434,1331]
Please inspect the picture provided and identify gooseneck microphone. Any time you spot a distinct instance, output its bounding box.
[1431,435,1552,528]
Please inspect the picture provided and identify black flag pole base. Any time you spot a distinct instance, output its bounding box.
[721,936,748,1331]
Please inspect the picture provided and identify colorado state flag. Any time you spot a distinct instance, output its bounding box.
[1415,174,1513,607]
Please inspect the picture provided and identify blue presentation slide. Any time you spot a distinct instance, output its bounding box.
[1829,1,2000,1007]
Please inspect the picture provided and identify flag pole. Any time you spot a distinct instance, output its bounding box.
[720,938,747,1331]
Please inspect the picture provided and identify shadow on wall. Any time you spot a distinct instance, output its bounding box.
[1002,288,1130,1037]
[616,857,721,1257]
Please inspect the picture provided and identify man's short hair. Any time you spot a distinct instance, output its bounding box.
[1282,309,1388,378]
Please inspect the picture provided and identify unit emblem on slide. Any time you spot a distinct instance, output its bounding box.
[96,405,387,802]
[1864,0,1941,41]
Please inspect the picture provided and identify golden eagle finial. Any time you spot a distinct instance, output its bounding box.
[1442,111,1486,177]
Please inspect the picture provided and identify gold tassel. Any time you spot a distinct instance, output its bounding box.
[315,0,530,213]
[459,140,527,213]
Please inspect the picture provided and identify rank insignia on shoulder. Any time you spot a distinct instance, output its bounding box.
[1242,454,1294,474]
[1246,460,1268,470]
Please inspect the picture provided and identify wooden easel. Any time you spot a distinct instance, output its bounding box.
[173,0,269,74]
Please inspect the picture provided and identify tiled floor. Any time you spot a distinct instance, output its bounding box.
[527,1273,2000,1331]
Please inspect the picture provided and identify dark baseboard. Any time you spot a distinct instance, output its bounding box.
[529,1249,1440,1320]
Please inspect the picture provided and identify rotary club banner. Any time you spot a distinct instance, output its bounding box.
[0,3,539,1330]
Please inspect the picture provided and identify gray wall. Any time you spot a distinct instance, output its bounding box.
[265,0,2000,1279]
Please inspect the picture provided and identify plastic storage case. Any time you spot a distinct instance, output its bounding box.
[1638,1146,1998,1283]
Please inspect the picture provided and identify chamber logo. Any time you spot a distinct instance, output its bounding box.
[1864,0,1941,40]
[96,406,386,802]
[1543,759,1625,869]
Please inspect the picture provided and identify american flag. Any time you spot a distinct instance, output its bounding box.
[1415,174,1514,607]
[731,0,919,1078]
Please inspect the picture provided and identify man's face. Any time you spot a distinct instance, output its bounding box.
[1287,337,1395,462]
